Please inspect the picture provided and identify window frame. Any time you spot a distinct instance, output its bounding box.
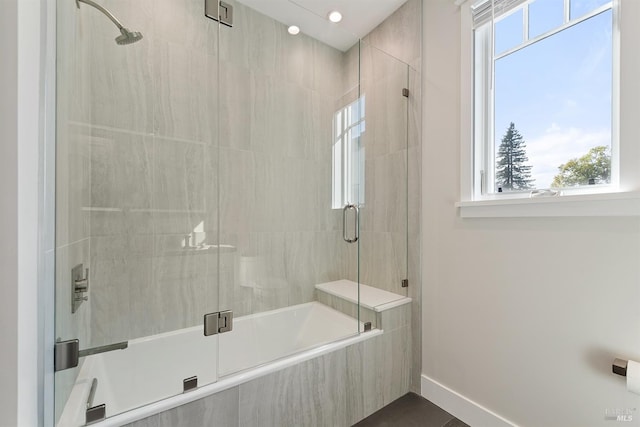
[474,0,618,197]
[458,0,640,217]
[332,96,366,209]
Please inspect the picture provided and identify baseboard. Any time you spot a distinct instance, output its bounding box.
[420,374,519,427]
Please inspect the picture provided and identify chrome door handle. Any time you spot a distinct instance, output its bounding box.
[342,204,359,243]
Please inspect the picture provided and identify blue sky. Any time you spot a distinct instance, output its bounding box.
[493,0,612,188]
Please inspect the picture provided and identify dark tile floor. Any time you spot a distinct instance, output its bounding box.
[353,393,470,427]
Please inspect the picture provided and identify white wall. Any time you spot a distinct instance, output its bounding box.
[421,1,640,426]
[0,0,44,425]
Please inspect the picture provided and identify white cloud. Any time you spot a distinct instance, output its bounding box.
[525,126,610,188]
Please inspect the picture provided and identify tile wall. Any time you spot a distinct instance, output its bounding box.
[54,0,421,420]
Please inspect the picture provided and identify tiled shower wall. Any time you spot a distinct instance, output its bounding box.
[55,0,421,419]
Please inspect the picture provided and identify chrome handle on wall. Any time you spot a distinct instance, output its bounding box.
[342,204,359,243]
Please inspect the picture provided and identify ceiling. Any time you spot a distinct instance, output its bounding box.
[235,0,408,52]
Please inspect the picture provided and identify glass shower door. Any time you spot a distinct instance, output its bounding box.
[215,0,364,377]
[357,40,410,299]
[53,0,221,424]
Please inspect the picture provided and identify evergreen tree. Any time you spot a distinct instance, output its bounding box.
[496,122,534,191]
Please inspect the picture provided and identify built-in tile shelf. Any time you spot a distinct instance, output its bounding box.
[315,280,411,312]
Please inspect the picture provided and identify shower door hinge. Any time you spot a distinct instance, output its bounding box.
[204,310,233,336]
[54,339,79,372]
[205,0,233,27]
[401,279,409,288]
[402,88,409,98]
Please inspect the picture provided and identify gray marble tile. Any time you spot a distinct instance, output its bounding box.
[218,2,269,73]
[311,40,344,97]
[219,148,256,233]
[384,326,412,405]
[217,1,251,70]
[361,0,422,69]
[238,349,347,427]
[153,41,216,142]
[89,127,153,210]
[147,266,214,334]
[56,0,92,125]
[408,69,422,149]
[89,233,153,345]
[220,231,293,316]
[236,4,283,77]
[378,304,411,332]
[124,386,239,427]
[284,231,348,305]
[249,233,289,313]
[281,83,317,160]
[90,209,153,237]
[311,93,336,164]
[251,153,290,231]
[87,24,154,133]
[152,138,205,212]
[361,82,408,160]
[341,45,360,98]
[218,63,252,151]
[281,30,317,91]
[358,231,407,295]
[371,151,407,234]
[347,328,413,423]
[345,340,366,426]
[55,122,91,247]
[283,232,320,306]
[247,74,288,157]
[316,291,377,329]
[89,281,134,346]
[152,0,217,55]
[346,333,386,422]
[149,231,218,334]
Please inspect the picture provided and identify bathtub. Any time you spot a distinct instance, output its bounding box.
[58,301,380,426]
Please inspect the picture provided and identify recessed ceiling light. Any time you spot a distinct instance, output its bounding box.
[328,10,342,23]
[288,25,300,35]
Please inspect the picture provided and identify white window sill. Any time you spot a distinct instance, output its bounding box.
[456,191,640,218]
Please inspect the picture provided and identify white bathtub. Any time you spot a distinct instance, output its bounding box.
[58,301,380,427]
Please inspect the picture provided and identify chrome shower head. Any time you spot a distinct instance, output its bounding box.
[76,0,143,46]
[116,28,143,45]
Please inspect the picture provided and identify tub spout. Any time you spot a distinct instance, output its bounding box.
[78,341,128,358]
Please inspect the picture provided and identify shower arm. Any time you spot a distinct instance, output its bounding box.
[75,0,125,30]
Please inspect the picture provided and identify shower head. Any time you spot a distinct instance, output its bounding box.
[116,28,144,45]
[76,0,143,46]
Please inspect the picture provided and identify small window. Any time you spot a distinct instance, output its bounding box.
[473,0,615,196]
[332,96,365,209]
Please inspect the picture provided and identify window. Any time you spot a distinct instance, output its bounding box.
[332,96,365,209]
[472,0,615,197]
